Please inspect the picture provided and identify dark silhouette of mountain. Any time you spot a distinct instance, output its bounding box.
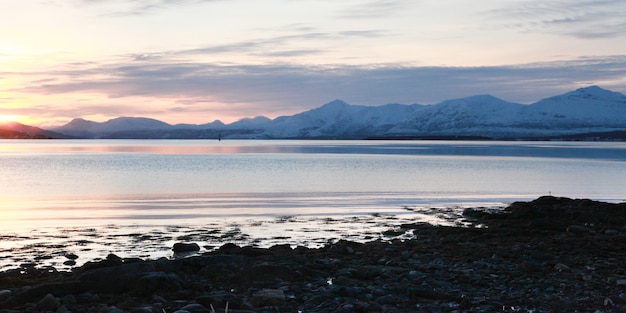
[0,121,70,139]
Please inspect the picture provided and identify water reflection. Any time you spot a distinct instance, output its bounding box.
[1,140,625,161]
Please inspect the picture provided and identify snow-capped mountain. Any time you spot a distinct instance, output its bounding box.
[50,86,626,140]
[229,116,273,130]
[388,95,522,137]
[262,100,422,138]
[519,86,626,129]
[388,86,626,138]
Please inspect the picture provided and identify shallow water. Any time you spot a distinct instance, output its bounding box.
[1,139,625,270]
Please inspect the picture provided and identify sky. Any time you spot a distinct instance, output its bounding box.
[1,0,626,127]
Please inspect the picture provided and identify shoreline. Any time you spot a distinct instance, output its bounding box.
[1,196,625,312]
[0,205,477,273]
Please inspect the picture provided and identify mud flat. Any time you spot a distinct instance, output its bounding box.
[1,196,625,312]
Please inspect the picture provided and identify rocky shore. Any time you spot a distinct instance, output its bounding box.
[1,196,625,313]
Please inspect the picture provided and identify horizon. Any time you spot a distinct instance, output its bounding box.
[3,84,619,130]
[1,1,626,127]
[4,84,626,129]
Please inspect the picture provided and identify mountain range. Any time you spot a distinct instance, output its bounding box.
[3,86,626,140]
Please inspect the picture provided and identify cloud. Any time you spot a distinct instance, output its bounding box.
[66,0,226,16]
[486,0,626,39]
[16,55,626,115]
[338,0,412,18]
[168,30,387,57]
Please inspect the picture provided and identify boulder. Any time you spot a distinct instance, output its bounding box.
[173,242,201,253]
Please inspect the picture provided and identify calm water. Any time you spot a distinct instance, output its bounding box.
[1,139,625,228]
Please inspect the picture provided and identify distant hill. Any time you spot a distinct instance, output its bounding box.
[46,85,626,140]
[0,121,70,139]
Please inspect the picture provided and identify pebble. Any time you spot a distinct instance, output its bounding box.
[179,303,210,312]
[251,288,286,307]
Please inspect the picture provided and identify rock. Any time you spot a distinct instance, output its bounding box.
[0,289,11,300]
[173,242,201,253]
[107,307,127,313]
[376,294,397,305]
[408,286,439,299]
[567,225,590,234]
[61,294,77,305]
[251,289,286,307]
[77,292,100,303]
[616,279,626,286]
[196,291,244,309]
[36,293,60,311]
[179,303,210,312]
[63,260,76,266]
[519,260,543,273]
[57,305,72,313]
[338,303,354,312]
[65,253,79,260]
[107,253,123,263]
[134,272,184,296]
[554,263,571,271]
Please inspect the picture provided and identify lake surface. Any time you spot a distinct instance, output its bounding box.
[1,139,625,270]
[2,139,626,225]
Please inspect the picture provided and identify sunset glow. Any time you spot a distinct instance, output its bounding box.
[1,0,625,127]
[0,115,18,122]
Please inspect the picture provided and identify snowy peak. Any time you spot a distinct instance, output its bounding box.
[229,116,272,129]
[305,99,351,118]
[566,85,625,101]
[535,86,626,106]
[389,94,523,135]
[319,99,349,109]
[432,94,521,115]
[526,86,626,127]
[263,100,420,138]
[438,94,512,106]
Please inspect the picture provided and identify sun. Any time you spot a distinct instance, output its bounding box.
[0,115,33,125]
[0,115,18,123]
